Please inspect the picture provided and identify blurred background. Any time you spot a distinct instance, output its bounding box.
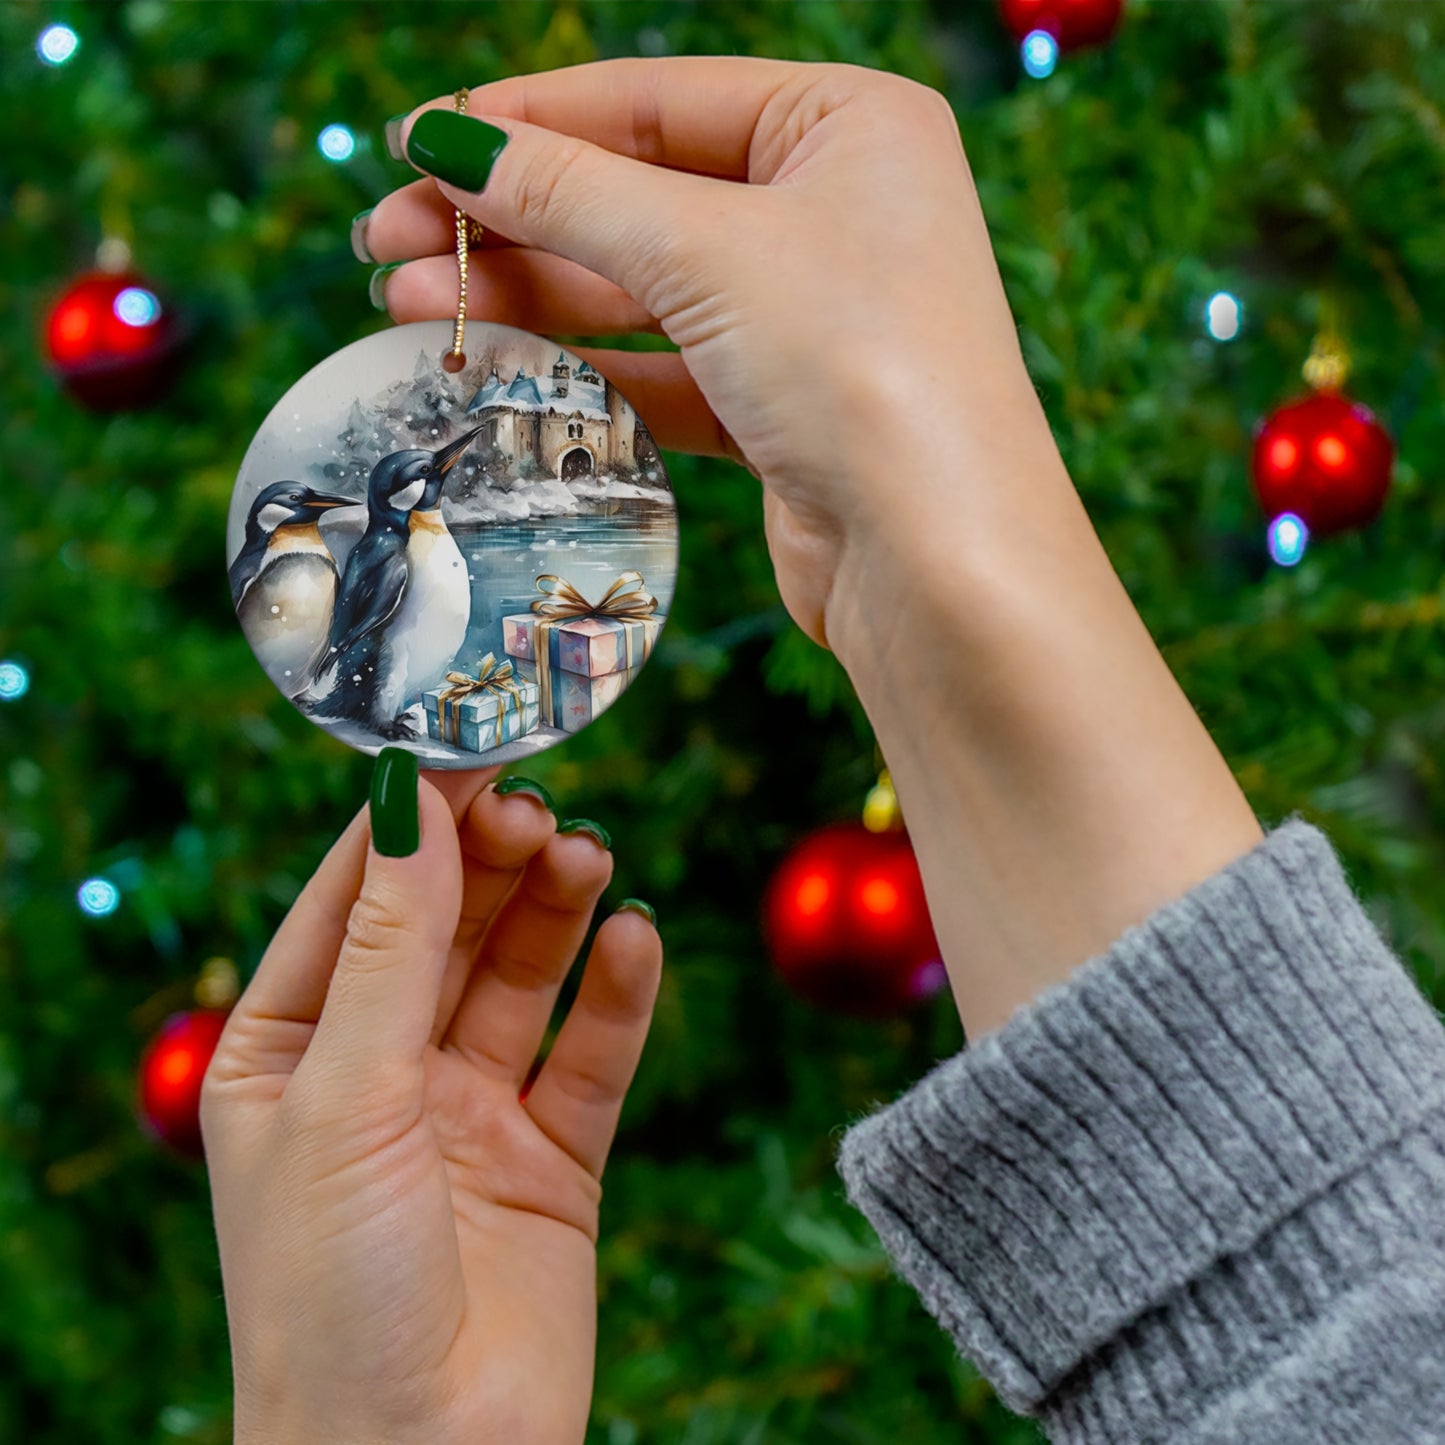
[2,2,1444,1442]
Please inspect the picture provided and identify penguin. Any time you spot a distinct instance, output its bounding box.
[305,425,483,739]
[230,482,354,696]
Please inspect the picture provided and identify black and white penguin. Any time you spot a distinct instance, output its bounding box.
[230,481,353,697]
[305,426,482,739]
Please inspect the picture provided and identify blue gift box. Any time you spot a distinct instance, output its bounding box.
[423,671,540,752]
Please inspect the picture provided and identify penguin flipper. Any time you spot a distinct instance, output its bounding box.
[326,542,408,660]
[228,537,268,608]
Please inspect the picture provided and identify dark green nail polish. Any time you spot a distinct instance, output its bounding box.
[558,818,611,851]
[494,775,555,812]
[370,747,419,857]
[368,261,403,311]
[617,897,656,926]
[384,113,409,161]
[350,208,375,264]
[405,110,510,192]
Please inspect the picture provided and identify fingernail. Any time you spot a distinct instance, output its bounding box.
[405,110,510,193]
[350,208,375,264]
[370,747,419,857]
[616,897,656,926]
[384,113,409,162]
[369,261,404,311]
[493,775,556,812]
[558,818,611,851]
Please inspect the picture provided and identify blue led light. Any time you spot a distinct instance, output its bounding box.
[318,124,357,162]
[38,24,79,66]
[114,287,162,328]
[0,661,28,701]
[1022,29,1059,79]
[1205,291,1242,342]
[1267,512,1309,567]
[78,878,121,917]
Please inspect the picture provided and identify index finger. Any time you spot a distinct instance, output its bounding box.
[406,55,807,182]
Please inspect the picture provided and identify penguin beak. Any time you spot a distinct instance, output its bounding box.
[433,425,486,477]
[302,492,355,510]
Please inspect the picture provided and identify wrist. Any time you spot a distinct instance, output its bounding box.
[823,433,1262,1039]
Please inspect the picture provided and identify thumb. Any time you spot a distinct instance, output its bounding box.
[303,749,463,1090]
[398,106,750,320]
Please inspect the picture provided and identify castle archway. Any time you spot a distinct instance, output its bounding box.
[559,446,594,480]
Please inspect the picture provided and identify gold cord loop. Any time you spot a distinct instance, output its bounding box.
[442,87,479,374]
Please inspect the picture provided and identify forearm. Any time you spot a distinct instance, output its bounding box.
[827,392,1262,1040]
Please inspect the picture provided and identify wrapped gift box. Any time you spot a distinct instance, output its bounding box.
[502,609,663,733]
[507,658,638,734]
[423,674,540,752]
[501,613,661,679]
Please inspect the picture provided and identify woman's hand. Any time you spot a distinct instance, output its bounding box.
[363,58,1262,1041]
[362,56,1051,658]
[202,760,661,1445]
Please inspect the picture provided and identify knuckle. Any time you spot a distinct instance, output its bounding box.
[486,940,561,993]
[897,76,961,135]
[341,893,413,969]
[512,136,590,232]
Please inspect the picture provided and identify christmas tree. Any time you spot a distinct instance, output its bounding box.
[2,3,1443,1442]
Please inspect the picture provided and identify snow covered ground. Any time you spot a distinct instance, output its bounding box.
[447,475,673,525]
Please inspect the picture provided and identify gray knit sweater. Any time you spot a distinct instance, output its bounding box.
[836,819,1445,1443]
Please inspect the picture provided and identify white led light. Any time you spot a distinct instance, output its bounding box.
[1022,30,1059,80]
[0,660,29,700]
[78,878,121,917]
[1205,291,1242,342]
[114,287,161,327]
[318,124,357,162]
[1267,512,1308,567]
[38,24,79,66]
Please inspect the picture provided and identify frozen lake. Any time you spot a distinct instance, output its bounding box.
[451,498,678,676]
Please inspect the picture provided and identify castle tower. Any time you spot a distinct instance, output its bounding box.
[551,351,570,398]
[605,379,635,470]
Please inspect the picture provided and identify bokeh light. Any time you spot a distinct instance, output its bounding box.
[37,24,79,66]
[77,878,121,917]
[114,287,162,328]
[1205,291,1242,341]
[317,124,356,162]
[1021,30,1059,79]
[0,660,29,701]
[1267,512,1309,567]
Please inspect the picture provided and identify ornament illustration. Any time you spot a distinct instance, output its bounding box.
[228,321,677,767]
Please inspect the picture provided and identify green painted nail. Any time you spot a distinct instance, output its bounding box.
[493,775,556,812]
[370,747,419,857]
[405,110,510,193]
[350,208,375,264]
[617,898,656,926]
[369,261,404,311]
[384,113,409,162]
[558,818,611,851]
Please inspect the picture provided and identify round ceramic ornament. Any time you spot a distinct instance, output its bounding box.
[227,318,677,767]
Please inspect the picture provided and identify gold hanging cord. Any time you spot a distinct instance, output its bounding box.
[442,88,484,373]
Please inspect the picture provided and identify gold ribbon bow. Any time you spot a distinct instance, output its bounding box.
[527,572,658,725]
[436,653,527,749]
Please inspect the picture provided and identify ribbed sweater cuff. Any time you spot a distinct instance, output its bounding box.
[836,818,1445,1430]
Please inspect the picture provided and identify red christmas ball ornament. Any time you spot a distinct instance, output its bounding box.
[1251,392,1394,537]
[137,1009,230,1157]
[998,0,1124,50]
[44,269,182,410]
[763,822,945,1017]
